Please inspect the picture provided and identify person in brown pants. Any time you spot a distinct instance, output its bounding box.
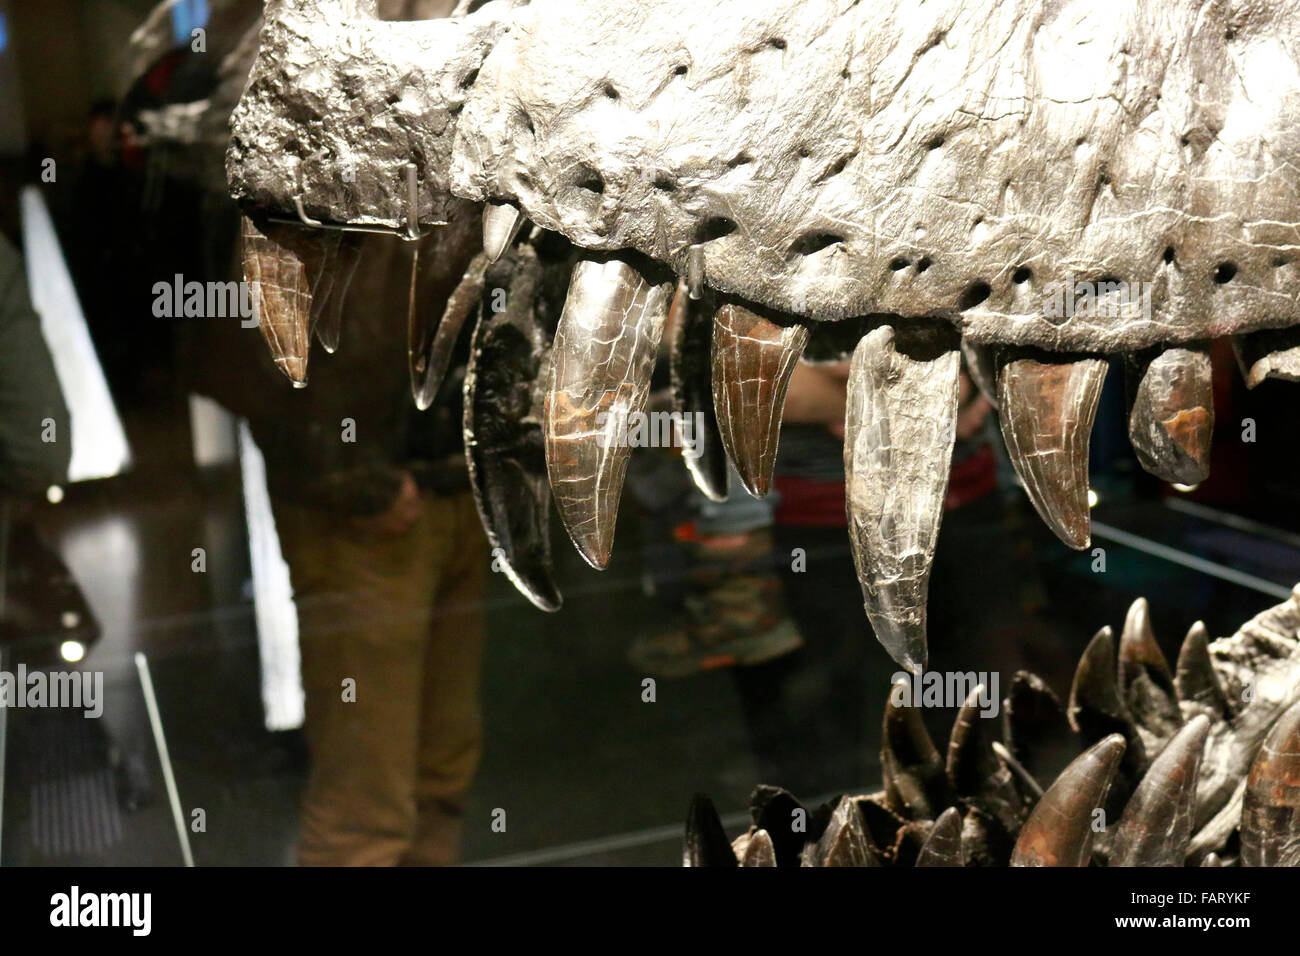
[272,480,487,866]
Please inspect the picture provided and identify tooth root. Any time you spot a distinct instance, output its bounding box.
[1241,698,1300,867]
[1174,621,1230,721]
[686,244,705,300]
[806,796,878,867]
[544,256,672,569]
[684,793,738,867]
[412,252,489,410]
[995,350,1108,548]
[960,337,999,409]
[915,806,965,867]
[740,829,777,867]
[1125,344,1214,485]
[1232,325,1300,388]
[482,201,526,263]
[668,282,728,501]
[1001,671,1072,785]
[881,686,949,818]
[711,302,809,497]
[1118,597,1184,744]
[1011,734,1126,867]
[1110,715,1210,866]
[464,246,561,612]
[241,215,335,386]
[947,684,1023,832]
[314,234,363,354]
[846,323,961,674]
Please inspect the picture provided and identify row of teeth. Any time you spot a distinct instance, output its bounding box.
[240,205,1297,675]
[687,594,1300,867]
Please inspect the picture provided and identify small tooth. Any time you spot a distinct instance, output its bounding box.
[1232,325,1300,388]
[1240,698,1300,867]
[668,282,728,501]
[1117,597,1184,744]
[684,793,738,867]
[314,234,363,354]
[1068,626,1147,799]
[803,796,878,867]
[1001,671,1073,785]
[991,740,1045,801]
[686,244,705,300]
[914,806,965,867]
[464,245,561,612]
[412,252,488,410]
[1125,344,1214,485]
[741,829,778,867]
[947,683,1023,832]
[1110,715,1210,866]
[544,256,672,569]
[959,337,999,409]
[1201,851,1223,867]
[711,302,809,497]
[996,349,1107,548]
[241,215,335,386]
[845,323,961,674]
[1011,734,1126,867]
[1174,621,1230,720]
[881,686,949,818]
[482,200,526,263]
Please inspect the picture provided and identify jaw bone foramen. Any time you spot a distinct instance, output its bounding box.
[228,0,1300,673]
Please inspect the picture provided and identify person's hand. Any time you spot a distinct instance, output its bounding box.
[348,470,422,538]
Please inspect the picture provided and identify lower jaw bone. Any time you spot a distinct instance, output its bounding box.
[845,322,961,675]
[544,254,672,569]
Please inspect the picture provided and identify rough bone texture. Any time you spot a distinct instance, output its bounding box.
[452,0,1300,351]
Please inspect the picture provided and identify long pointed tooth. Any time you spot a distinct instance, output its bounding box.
[845,323,960,673]
[740,828,777,867]
[314,234,363,354]
[1110,715,1210,866]
[1241,698,1300,867]
[1174,621,1230,721]
[544,256,672,569]
[1001,671,1073,785]
[1125,344,1214,485]
[412,252,488,410]
[668,282,728,501]
[464,246,561,612]
[914,806,965,867]
[684,793,738,867]
[241,215,334,386]
[711,302,809,497]
[947,683,1023,832]
[1011,734,1126,867]
[995,350,1107,548]
[881,686,949,818]
[1118,597,1183,744]
[960,337,999,409]
[1232,325,1300,388]
[1068,626,1147,800]
[482,201,526,263]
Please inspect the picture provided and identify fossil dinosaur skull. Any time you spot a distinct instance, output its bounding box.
[226,0,1300,672]
[685,591,1300,866]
